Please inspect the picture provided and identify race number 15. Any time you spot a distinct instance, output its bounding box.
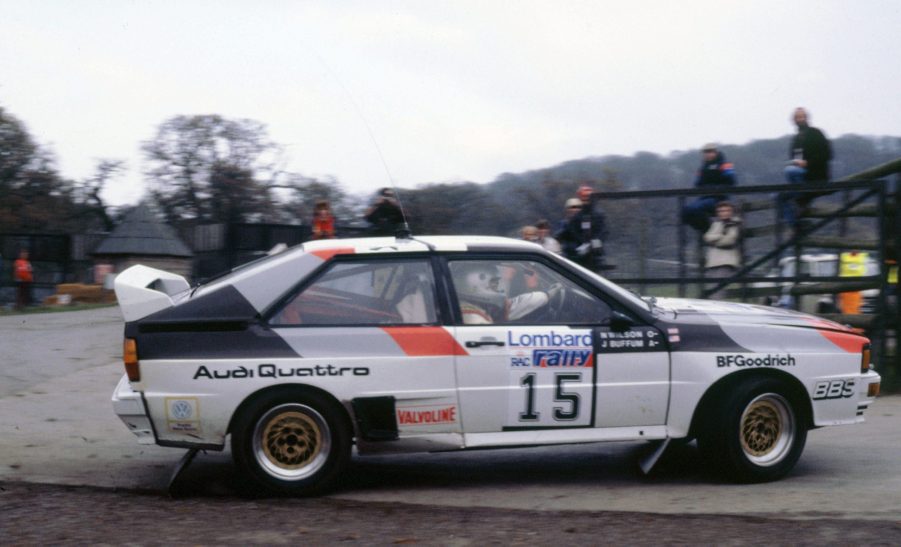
[518,372,582,422]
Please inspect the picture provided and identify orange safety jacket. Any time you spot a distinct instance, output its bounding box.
[14,258,33,282]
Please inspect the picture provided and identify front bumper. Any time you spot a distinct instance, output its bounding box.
[857,369,882,418]
[111,374,156,445]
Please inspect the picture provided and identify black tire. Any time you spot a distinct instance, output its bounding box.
[231,389,351,496]
[698,377,807,483]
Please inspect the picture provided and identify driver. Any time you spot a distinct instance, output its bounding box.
[454,262,561,324]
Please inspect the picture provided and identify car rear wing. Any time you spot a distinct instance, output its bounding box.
[114,265,191,322]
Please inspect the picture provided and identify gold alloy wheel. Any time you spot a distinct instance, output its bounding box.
[739,393,795,466]
[252,403,332,480]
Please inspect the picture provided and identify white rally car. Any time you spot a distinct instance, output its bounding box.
[112,235,881,495]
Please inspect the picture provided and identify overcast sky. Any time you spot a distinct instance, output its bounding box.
[2,0,900,206]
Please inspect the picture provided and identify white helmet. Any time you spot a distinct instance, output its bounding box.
[454,262,506,310]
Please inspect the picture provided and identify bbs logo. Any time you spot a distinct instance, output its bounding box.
[812,379,855,400]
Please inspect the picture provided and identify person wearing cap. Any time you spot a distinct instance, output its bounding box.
[365,187,405,236]
[681,143,737,232]
[556,185,607,271]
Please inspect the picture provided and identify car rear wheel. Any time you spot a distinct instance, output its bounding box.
[699,378,807,483]
[232,389,350,496]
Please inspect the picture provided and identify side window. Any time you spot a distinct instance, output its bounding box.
[448,259,611,325]
[270,259,437,326]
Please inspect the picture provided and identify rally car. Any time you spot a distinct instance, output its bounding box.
[111,235,881,495]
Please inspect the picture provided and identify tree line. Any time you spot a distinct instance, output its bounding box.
[1,104,899,240]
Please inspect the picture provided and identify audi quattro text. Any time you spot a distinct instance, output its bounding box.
[112,235,880,495]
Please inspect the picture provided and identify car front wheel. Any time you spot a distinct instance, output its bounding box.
[699,378,807,483]
[232,389,350,496]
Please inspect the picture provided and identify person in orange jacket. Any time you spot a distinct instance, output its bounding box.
[311,200,336,240]
[14,249,33,309]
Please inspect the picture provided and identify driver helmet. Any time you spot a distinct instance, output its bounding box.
[455,262,506,310]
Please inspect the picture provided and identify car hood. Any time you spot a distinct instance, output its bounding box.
[653,297,855,334]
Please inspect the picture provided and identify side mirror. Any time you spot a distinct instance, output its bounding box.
[610,310,636,332]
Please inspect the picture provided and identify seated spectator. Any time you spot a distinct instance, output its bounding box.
[681,143,737,232]
[778,107,833,228]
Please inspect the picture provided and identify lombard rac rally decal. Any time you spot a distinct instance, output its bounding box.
[505,329,594,430]
[507,330,594,368]
[166,397,200,433]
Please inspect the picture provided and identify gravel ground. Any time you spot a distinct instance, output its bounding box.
[2,481,900,545]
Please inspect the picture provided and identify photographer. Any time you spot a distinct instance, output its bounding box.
[703,201,742,299]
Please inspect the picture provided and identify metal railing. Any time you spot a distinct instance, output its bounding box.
[593,176,899,380]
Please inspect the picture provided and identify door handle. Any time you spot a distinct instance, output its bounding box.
[465,340,506,348]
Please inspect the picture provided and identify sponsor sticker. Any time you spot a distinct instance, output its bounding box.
[511,349,593,367]
[166,397,200,433]
[716,354,796,368]
[192,364,370,380]
[507,329,594,367]
[812,379,856,400]
[396,404,458,426]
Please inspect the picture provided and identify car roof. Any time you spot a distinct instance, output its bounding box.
[301,235,545,255]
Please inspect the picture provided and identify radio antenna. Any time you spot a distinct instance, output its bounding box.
[306,47,412,237]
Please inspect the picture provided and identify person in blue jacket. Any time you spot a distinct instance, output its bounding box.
[681,143,737,232]
[557,185,607,272]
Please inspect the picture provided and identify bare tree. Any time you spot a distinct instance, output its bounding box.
[142,115,279,225]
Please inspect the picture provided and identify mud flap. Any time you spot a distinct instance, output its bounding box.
[638,438,672,475]
[168,448,200,497]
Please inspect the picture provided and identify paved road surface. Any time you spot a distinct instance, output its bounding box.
[2,307,900,523]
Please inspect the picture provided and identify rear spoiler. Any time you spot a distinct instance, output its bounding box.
[114,265,191,322]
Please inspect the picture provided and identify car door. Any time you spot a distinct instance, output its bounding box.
[446,256,669,442]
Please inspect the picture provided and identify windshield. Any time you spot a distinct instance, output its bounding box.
[562,257,652,314]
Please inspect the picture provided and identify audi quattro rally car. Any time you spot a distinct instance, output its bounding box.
[111,235,880,495]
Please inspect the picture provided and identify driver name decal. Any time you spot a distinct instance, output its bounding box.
[597,327,664,353]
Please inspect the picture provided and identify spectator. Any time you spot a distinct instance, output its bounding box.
[365,188,405,236]
[556,185,607,271]
[779,107,833,227]
[535,219,561,254]
[681,143,737,232]
[556,198,583,235]
[310,200,336,240]
[703,201,742,299]
[14,249,33,310]
[520,225,539,243]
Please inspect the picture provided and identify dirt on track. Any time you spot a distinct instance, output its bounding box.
[2,481,900,545]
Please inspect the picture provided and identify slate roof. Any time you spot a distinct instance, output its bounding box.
[93,204,193,257]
